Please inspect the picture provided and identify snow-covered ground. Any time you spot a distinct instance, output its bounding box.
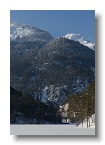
[77,121,95,128]
[10,114,95,135]
[10,124,95,135]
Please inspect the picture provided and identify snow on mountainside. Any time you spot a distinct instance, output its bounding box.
[10,22,34,39]
[63,33,95,50]
[10,22,95,106]
[10,22,54,41]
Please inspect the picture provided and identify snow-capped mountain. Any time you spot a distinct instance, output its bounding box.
[63,33,95,50]
[10,22,95,106]
[10,22,54,41]
[10,22,95,125]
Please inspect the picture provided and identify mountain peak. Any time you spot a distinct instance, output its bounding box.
[10,22,54,41]
[63,33,81,39]
[63,33,95,50]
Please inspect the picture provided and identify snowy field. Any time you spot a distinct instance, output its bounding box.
[10,124,95,135]
[78,121,95,128]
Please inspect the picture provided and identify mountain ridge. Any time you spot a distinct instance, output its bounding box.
[10,22,54,42]
[10,22,95,106]
[63,33,95,50]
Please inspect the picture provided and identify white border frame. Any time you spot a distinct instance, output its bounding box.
[0,0,105,144]
[10,9,95,136]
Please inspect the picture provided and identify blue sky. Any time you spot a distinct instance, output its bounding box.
[10,10,95,43]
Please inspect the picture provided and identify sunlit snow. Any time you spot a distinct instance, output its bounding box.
[63,33,95,50]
